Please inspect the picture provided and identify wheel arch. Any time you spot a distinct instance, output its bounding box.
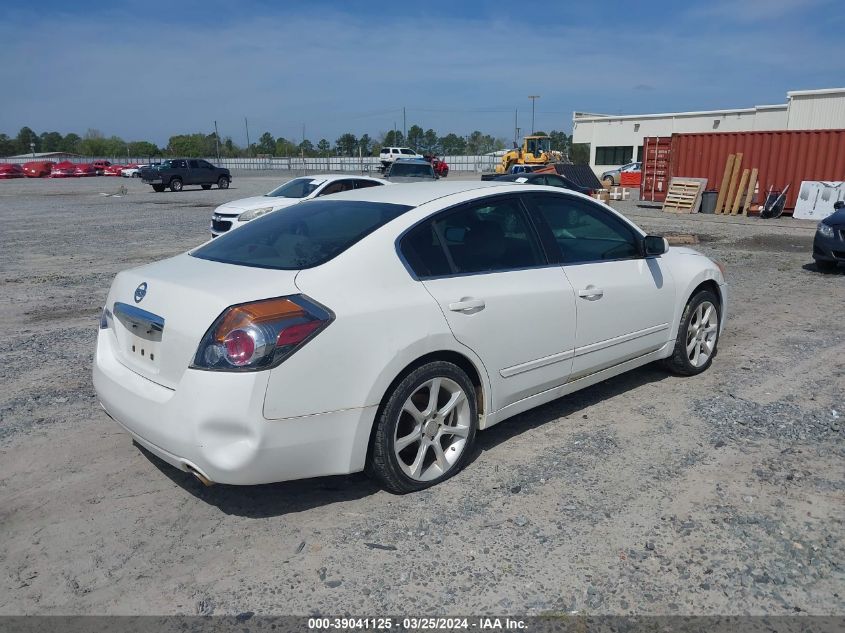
[363,349,489,469]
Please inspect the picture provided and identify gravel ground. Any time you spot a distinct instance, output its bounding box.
[0,175,842,616]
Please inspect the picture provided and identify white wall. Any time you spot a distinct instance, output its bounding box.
[787,91,845,129]
[572,106,788,175]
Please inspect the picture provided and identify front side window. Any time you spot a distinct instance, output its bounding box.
[266,177,322,199]
[526,194,640,264]
[433,198,544,274]
[401,149,415,155]
[319,180,354,196]
[193,200,412,270]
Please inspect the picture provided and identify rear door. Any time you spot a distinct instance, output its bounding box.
[525,193,675,379]
[403,195,577,411]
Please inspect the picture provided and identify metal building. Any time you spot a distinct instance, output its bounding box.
[572,87,845,176]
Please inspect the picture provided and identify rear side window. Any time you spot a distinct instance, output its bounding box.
[189,160,199,168]
[400,223,451,278]
[433,198,544,274]
[193,200,412,270]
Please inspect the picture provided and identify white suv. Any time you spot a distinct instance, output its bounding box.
[379,147,421,168]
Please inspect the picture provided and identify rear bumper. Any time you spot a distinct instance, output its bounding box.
[93,329,377,485]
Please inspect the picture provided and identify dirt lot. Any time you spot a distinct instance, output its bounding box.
[0,174,842,616]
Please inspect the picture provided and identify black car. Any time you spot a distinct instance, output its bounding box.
[813,200,845,271]
[493,172,595,195]
[139,158,231,192]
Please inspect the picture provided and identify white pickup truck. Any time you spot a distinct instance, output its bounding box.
[378,147,422,170]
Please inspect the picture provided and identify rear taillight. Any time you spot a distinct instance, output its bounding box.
[191,295,333,372]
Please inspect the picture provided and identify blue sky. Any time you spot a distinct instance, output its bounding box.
[1,0,843,145]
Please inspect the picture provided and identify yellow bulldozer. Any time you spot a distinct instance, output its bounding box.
[494,134,564,174]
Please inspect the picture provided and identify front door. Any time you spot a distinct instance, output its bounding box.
[524,193,675,379]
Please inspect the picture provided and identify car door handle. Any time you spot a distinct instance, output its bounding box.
[448,298,486,312]
[577,286,604,300]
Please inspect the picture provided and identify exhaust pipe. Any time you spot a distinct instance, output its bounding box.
[185,464,214,487]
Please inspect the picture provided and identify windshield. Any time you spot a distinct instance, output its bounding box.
[389,163,433,178]
[265,177,323,199]
[192,200,413,270]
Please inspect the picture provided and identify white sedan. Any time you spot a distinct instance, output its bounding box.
[94,181,727,493]
[210,174,389,237]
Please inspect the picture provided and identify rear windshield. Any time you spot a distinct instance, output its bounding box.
[192,200,412,270]
[389,163,433,178]
[265,177,322,198]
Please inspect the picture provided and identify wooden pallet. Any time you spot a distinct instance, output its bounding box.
[663,177,707,213]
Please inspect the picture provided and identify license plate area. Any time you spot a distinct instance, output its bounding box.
[113,302,165,372]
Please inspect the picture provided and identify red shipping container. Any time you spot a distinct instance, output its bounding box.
[657,130,845,212]
[640,136,672,202]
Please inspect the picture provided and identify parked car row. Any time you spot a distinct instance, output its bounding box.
[0,159,159,179]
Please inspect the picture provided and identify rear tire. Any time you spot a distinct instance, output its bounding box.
[663,289,720,376]
[218,176,229,189]
[169,178,183,192]
[369,361,478,494]
[201,184,212,190]
[152,184,165,192]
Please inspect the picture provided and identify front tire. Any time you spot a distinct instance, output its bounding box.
[169,178,183,192]
[663,289,720,376]
[369,361,478,493]
[218,176,229,189]
[815,258,838,272]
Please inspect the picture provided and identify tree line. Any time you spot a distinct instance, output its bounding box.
[1,125,587,162]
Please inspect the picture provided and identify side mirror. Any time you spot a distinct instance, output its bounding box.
[643,235,669,256]
[834,200,845,210]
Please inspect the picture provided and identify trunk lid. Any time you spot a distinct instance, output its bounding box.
[105,254,300,389]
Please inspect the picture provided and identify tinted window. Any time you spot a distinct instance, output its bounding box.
[266,177,321,198]
[189,160,199,168]
[318,180,354,196]
[401,149,415,155]
[527,194,640,264]
[193,200,412,270]
[389,162,433,178]
[400,223,451,278]
[197,160,213,168]
[433,198,543,274]
[354,179,382,189]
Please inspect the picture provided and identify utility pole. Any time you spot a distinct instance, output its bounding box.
[514,109,519,147]
[403,107,406,145]
[214,121,220,161]
[528,95,540,134]
[244,117,251,156]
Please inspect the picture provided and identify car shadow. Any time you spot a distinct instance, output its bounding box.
[137,442,380,518]
[140,363,669,517]
[802,262,845,275]
[470,362,669,457]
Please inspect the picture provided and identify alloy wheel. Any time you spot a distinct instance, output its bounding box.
[393,377,471,482]
[686,301,718,367]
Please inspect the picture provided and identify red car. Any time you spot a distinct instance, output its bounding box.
[104,163,127,176]
[51,161,77,178]
[92,160,111,175]
[423,154,449,177]
[74,163,98,177]
[23,161,55,178]
[0,163,25,179]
